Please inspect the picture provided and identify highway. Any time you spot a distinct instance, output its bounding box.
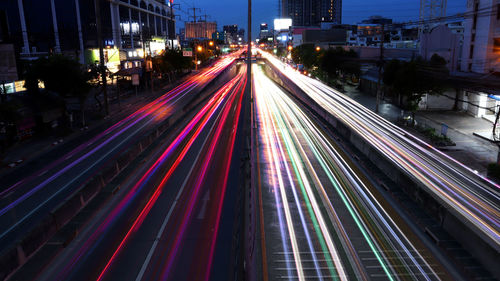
[37,63,248,281]
[252,64,449,281]
[2,51,498,281]
[0,56,237,257]
[260,50,500,251]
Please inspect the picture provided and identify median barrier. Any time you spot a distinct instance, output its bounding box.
[0,244,19,279]
[116,152,131,172]
[101,164,118,185]
[19,216,57,261]
[80,177,102,203]
[51,195,83,230]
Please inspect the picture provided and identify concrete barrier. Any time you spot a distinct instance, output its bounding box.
[80,177,102,203]
[51,195,83,230]
[0,244,19,280]
[263,60,500,279]
[19,216,57,260]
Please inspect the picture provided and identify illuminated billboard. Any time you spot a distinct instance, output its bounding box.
[274,18,292,31]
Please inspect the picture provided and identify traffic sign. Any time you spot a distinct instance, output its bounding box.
[183,48,193,57]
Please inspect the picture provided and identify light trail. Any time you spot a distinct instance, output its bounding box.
[50,60,244,281]
[260,50,500,249]
[0,55,239,247]
[253,63,441,280]
[159,67,247,280]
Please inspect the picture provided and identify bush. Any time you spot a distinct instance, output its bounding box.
[487,163,500,181]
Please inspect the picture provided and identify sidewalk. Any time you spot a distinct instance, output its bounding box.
[342,85,498,175]
[0,78,184,176]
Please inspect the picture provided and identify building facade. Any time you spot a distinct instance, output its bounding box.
[320,0,342,24]
[461,0,500,73]
[281,0,341,27]
[223,24,238,44]
[420,24,462,72]
[185,21,217,39]
[0,0,175,74]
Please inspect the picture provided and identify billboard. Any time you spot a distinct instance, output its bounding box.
[274,19,292,31]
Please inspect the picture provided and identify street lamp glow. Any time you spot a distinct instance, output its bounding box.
[288,45,293,51]
[197,46,203,52]
[316,46,321,52]
[209,41,214,47]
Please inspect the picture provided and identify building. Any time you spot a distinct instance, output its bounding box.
[281,0,341,27]
[0,0,176,75]
[223,24,239,44]
[259,23,271,40]
[461,0,500,73]
[320,0,342,24]
[238,28,245,43]
[302,28,346,46]
[212,31,224,42]
[420,24,462,72]
[185,21,217,39]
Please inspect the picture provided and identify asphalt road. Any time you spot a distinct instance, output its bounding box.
[0,57,237,253]
[37,63,248,281]
[252,63,452,281]
[260,51,500,255]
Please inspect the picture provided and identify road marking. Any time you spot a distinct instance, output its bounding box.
[196,190,210,219]
[255,101,269,281]
[0,84,200,240]
[135,106,220,281]
[38,170,48,177]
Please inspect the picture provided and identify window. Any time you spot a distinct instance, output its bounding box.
[494,38,500,53]
[497,4,500,20]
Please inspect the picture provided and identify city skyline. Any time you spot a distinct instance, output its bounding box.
[178,0,466,38]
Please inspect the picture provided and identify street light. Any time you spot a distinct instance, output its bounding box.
[287,45,293,51]
[316,46,321,52]
[209,41,214,47]
[195,45,203,71]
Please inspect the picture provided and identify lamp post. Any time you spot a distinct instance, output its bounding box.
[247,0,251,92]
[195,45,202,71]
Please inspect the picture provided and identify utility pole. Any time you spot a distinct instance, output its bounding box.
[188,7,201,23]
[199,13,210,22]
[95,0,109,116]
[247,0,252,92]
[375,23,385,114]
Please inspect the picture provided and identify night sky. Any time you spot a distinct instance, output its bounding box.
[176,0,466,38]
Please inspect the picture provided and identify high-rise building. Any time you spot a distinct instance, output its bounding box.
[223,24,239,44]
[320,0,342,24]
[461,0,500,73]
[0,0,176,71]
[281,0,341,26]
[259,23,271,40]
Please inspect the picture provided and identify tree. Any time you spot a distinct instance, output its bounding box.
[153,49,193,81]
[275,46,286,58]
[25,55,95,127]
[291,44,318,69]
[25,55,91,97]
[383,58,446,123]
[318,47,361,81]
